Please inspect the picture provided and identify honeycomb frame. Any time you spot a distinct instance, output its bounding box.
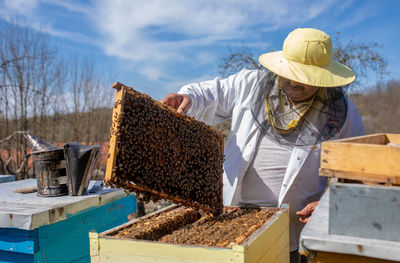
[105,82,224,214]
[110,205,279,248]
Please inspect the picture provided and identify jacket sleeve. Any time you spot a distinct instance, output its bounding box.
[177,69,258,125]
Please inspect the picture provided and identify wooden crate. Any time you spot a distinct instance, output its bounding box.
[89,205,289,263]
[306,251,397,263]
[319,133,400,184]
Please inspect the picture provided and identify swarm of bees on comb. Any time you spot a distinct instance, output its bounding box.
[112,205,278,248]
[113,206,200,241]
[106,82,224,214]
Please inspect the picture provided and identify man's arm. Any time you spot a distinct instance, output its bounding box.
[161,69,261,125]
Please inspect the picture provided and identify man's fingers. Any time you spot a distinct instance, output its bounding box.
[297,209,311,223]
[296,204,312,216]
[296,207,309,216]
[160,93,192,114]
[296,201,319,223]
[160,94,173,105]
[299,216,310,223]
[160,93,182,110]
[177,95,192,114]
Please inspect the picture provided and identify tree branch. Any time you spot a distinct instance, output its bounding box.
[0,131,27,144]
[5,153,31,175]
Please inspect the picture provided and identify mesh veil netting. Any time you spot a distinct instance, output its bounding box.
[250,70,347,147]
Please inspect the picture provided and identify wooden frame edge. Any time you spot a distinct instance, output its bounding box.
[105,83,128,182]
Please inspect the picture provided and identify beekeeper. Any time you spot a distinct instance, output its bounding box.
[161,28,365,262]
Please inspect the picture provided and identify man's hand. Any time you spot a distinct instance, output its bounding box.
[160,93,192,114]
[296,201,319,223]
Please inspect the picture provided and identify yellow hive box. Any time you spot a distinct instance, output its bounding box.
[89,205,289,263]
[319,133,400,185]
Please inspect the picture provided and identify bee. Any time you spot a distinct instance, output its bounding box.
[108,84,225,214]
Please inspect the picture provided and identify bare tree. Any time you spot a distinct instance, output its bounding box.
[218,33,388,92]
[0,23,64,178]
[68,56,114,143]
[219,43,264,77]
[0,131,30,179]
[333,32,388,87]
[0,23,115,179]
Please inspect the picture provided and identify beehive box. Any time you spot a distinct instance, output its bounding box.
[105,82,224,214]
[329,183,400,242]
[299,186,400,263]
[90,204,289,263]
[319,133,400,184]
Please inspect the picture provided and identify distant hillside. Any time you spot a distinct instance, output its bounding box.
[349,80,400,134]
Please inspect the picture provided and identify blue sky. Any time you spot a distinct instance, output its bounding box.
[1,0,399,100]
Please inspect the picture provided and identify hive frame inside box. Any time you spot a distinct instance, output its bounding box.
[105,82,224,214]
[89,204,289,263]
[319,133,400,185]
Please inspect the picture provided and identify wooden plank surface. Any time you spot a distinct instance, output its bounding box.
[94,238,234,263]
[386,133,400,144]
[326,133,388,144]
[0,228,37,254]
[255,232,289,263]
[91,207,289,263]
[1,195,135,263]
[0,175,14,184]
[240,208,289,263]
[0,179,131,230]
[99,204,178,237]
[105,82,126,182]
[307,251,396,263]
[319,169,400,185]
[34,196,135,263]
[320,138,400,183]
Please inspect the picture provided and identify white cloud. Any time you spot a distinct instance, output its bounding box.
[41,0,92,16]
[89,0,340,81]
[4,0,38,16]
[138,66,163,82]
[0,0,96,45]
[161,72,218,93]
[0,0,345,83]
[195,52,215,66]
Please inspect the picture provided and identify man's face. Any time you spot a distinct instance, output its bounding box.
[280,77,320,103]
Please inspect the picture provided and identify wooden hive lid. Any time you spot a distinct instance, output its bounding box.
[320,133,400,185]
[105,82,224,214]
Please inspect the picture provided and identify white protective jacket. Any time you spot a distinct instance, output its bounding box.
[178,69,365,250]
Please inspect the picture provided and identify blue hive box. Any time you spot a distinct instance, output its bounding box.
[0,179,136,263]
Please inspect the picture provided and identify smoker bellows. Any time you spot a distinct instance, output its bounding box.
[105,82,224,214]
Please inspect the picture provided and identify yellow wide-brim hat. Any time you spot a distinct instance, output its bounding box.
[259,28,355,87]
